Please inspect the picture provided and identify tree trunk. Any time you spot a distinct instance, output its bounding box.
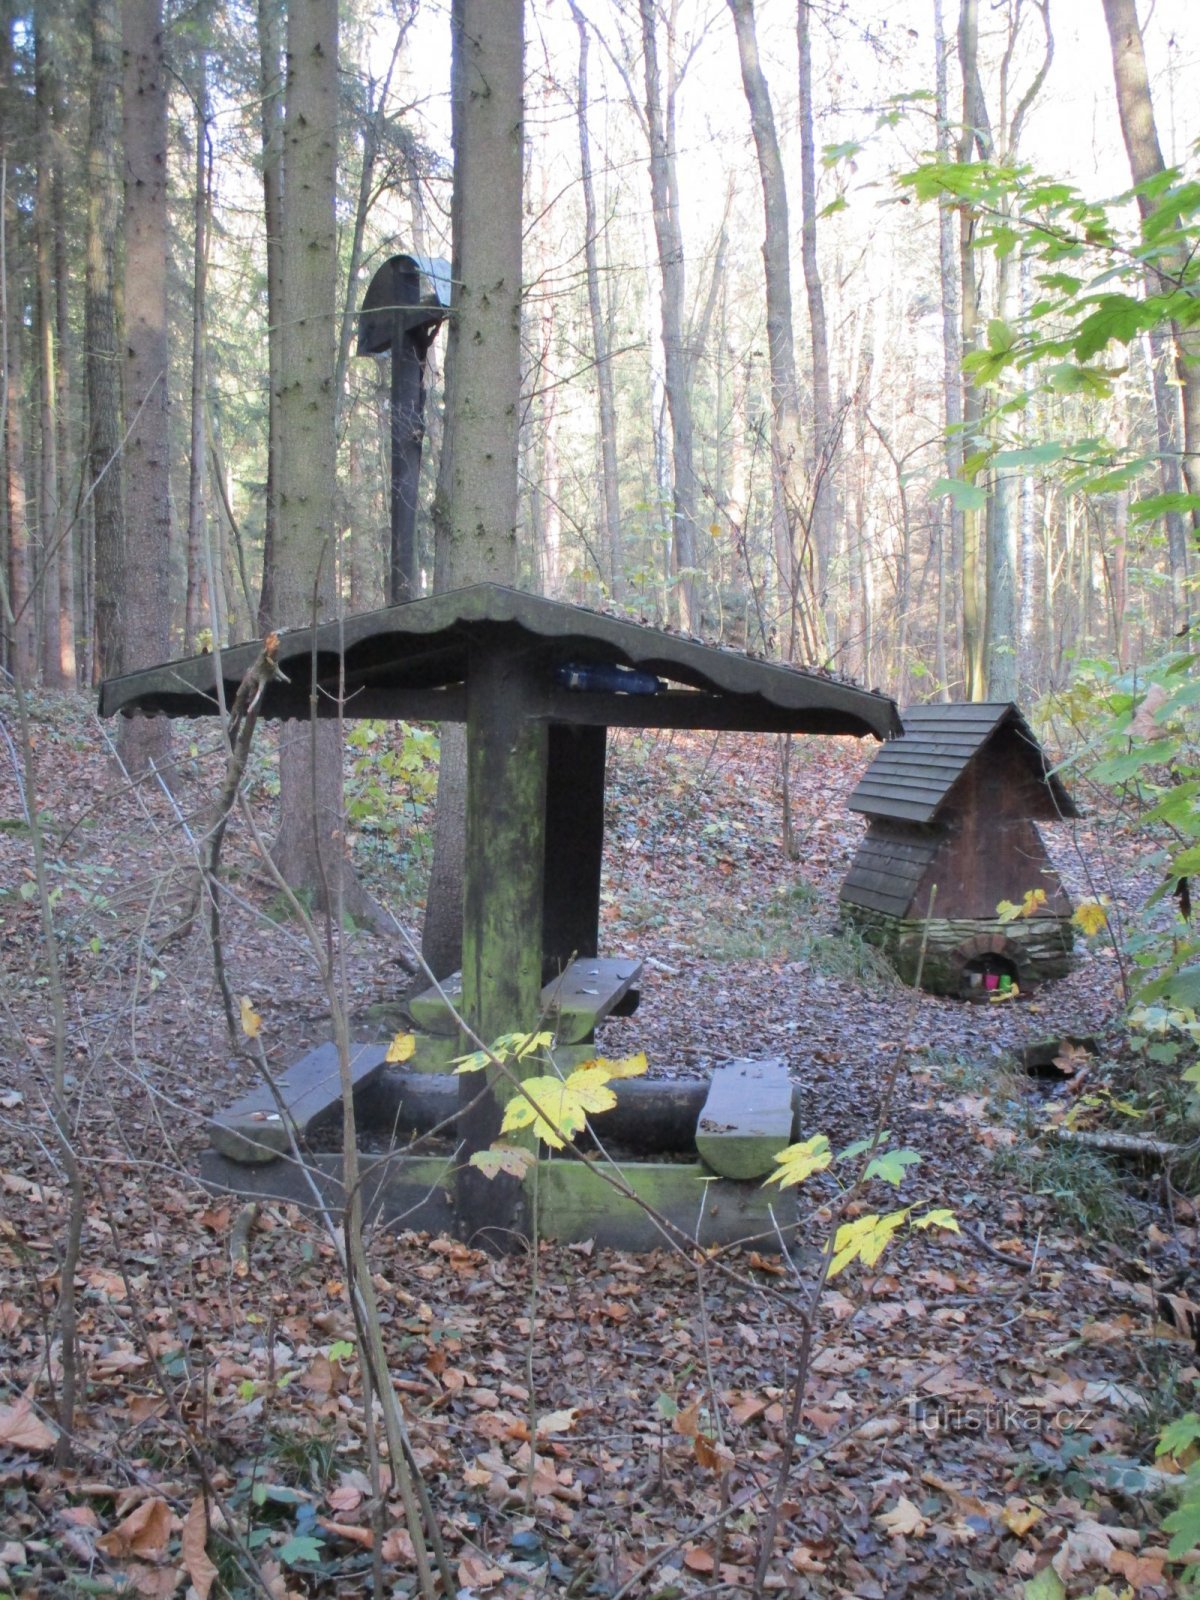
[255,0,284,632]
[86,0,124,684]
[568,3,623,602]
[3,281,35,686]
[1,19,34,682]
[120,0,174,779]
[421,0,525,991]
[933,0,959,697]
[184,44,212,651]
[423,0,529,1248]
[957,0,990,700]
[51,51,74,688]
[334,31,406,419]
[727,0,822,666]
[271,0,376,922]
[796,0,835,652]
[1101,0,1200,586]
[34,16,65,689]
[639,0,697,631]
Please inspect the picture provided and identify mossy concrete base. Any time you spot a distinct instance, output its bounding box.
[531,1158,792,1251]
[199,1148,458,1234]
[199,1147,795,1253]
[845,906,1074,995]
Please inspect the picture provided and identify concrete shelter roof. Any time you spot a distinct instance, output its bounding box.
[98,584,900,740]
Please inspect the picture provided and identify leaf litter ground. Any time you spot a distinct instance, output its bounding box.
[0,697,1195,1598]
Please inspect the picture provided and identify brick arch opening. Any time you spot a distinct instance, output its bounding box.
[950,932,1022,996]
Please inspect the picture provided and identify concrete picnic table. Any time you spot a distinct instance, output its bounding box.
[100,583,898,1241]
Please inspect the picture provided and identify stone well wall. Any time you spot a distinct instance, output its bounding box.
[843,906,1075,995]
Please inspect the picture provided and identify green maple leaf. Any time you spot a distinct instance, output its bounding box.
[278,1535,324,1566]
[1163,1479,1200,1559]
[1158,1413,1200,1458]
[864,1148,922,1187]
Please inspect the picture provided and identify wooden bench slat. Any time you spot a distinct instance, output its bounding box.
[409,956,643,1045]
[209,1041,388,1164]
[695,1057,794,1180]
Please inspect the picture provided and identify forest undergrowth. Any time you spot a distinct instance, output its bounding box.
[0,692,1197,1599]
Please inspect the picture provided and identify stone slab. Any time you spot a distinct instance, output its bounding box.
[208,1041,388,1164]
[409,957,643,1045]
[695,1057,794,1180]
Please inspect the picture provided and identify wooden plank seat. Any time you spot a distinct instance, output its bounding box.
[409,956,643,1045]
[695,1057,795,1180]
[208,1041,388,1165]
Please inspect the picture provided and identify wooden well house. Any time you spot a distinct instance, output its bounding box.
[839,702,1078,997]
[101,583,899,1249]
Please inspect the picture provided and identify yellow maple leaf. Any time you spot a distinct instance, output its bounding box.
[828,1208,910,1278]
[764,1134,832,1190]
[469,1144,536,1180]
[501,1065,619,1149]
[1001,1498,1043,1537]
[239,996,262,1038]
[386,1032,416,1064]
[1072,898,1109,937]
[911,1207,959,1234]
[997,888,1047,922]
[593,1050,649,1079]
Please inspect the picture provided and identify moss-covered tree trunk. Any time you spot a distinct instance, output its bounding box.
[422,0,529,1245]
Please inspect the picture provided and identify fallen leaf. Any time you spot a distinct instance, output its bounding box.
[788,1543,827,1573]
[1052,1520,1140,1580]
[457,1553,503,1588]
[239,996,262,1038]
[877,1496,927,1538]
[318,1519,374,1549]
[1002,1498,1044,1538]
[381,1526,416,1563]
[181,1498,218,1600]
[128,1562,182,1598]
[97,1496,173,1560]
[683,1545,715,1573]
[535,1407,579,1435]
[0,1397,57,1452]
[1109,1547,1166,1589]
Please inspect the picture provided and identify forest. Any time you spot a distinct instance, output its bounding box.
[5,0,1200,1597]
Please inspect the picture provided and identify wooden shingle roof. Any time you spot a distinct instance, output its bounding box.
[847,702,1077,825]
[839,828,940,918]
